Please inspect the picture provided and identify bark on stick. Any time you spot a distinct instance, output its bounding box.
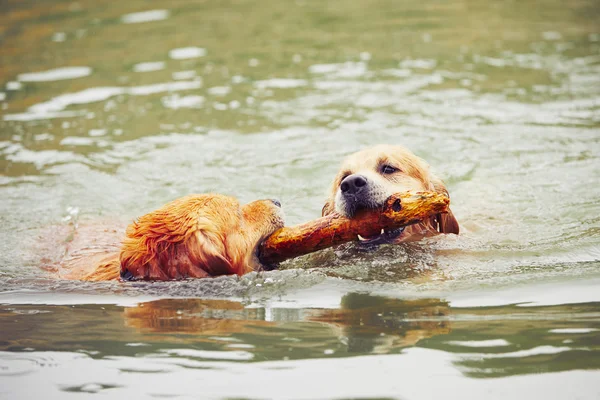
[259,191,450,265]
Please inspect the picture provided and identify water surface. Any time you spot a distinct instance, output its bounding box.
[1,0,599,398]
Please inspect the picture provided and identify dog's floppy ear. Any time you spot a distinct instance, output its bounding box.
[430,175,459,234]
[322,199,335,217]
[188,229,234,276]
[435,209,460,234]
[120,226,235,280]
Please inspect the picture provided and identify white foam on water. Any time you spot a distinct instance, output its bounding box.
[6,81,22,90]
[121,9,169,24]
[169,47,207,60]
[132,62,165,72]
[52,32,66,42]
[549,328,599,334]
[59,137,96,146]
[399,58,437,69]
[34,133,54,141]
[308,62,367,78]
[382,68,413,78]
[309,64,342,74]
[447,339,510,347]
[162,94,205,109]
[254,79,308,89]
[3,80,203,121]
[463,346,574,359]
[18,67,92,82]
[3,110,84,122]
[4,148,86,169]
[30,87,124,113]
[207,86,231,96]
[172,70,196,80]
[543,31,563,40]
[128,80,202,96]
[160,349,254,361]
[88,129,107,137]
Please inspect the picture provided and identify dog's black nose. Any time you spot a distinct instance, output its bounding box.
[340,174,367,195]
[270,199,282,208]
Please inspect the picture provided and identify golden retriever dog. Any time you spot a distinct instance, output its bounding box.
[61,194,284,281]
[322,145,459,244]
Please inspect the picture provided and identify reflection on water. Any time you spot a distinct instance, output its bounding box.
[1,0,600,398]
[1,293,599,398]
[2,293,599,369]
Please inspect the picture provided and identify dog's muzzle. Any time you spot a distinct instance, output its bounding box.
[338,174,385,217]
[338,174,405,245]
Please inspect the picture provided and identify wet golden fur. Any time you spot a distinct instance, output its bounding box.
[62,194,284,281]
[322,145,459,240]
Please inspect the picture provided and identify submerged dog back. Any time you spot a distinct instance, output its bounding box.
[62,194,283,281]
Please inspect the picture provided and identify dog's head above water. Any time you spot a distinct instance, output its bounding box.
[325,145,434,218]
[322,144,459,243]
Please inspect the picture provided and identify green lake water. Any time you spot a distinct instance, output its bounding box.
[1,0,599,398]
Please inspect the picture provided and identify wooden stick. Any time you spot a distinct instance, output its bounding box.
[258,191,450,265]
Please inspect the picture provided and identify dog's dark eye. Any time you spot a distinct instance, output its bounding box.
[381,165,398,175]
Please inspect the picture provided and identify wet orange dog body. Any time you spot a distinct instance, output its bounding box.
[62,194,284,281]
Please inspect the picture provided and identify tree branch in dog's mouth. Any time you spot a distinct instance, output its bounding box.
[258,192,450,265]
